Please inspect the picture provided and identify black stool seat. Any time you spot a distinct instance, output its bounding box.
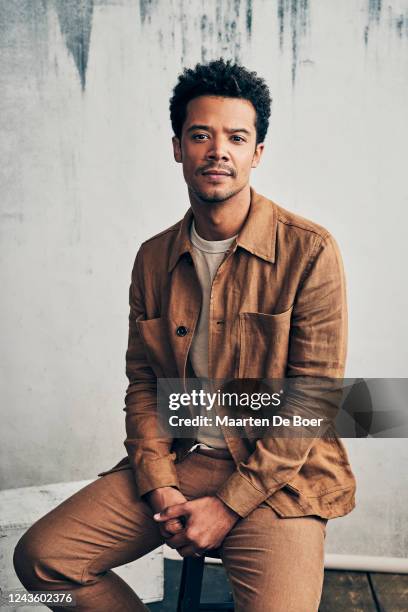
[177,549,234,611]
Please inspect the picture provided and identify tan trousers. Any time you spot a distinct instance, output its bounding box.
[13,450,327,612]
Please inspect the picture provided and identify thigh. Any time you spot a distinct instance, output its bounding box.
[219,504,327,612]
[16,469,164,585]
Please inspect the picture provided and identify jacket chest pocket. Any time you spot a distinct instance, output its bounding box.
[238,306,293,379]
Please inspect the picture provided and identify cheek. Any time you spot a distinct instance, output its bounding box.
[236,152,256,174]
[181,147,200,170]
[182,159,196,177]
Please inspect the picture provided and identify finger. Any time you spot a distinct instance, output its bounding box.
[159,518,183,535]
[153,502,190,522]
[160,522,184,539]
[164,518,184,533]
[158,524,174,539]
[164,532,190,549]
[164,518,185,534]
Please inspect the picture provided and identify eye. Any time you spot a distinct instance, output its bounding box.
[231,135,245,142]
[192,133,209,141]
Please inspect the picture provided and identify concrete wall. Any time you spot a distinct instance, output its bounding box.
[1,1,407,560]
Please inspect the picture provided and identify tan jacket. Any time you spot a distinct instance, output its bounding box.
[99,188,356,520]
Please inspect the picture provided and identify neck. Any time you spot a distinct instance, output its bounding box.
[188,184,251,241]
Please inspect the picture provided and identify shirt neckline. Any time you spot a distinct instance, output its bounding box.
[190,218,238,254]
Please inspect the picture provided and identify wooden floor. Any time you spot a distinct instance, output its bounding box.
[148,559,408,612]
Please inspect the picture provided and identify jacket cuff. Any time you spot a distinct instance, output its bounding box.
[216,470,273,518]
[132,456,180,498]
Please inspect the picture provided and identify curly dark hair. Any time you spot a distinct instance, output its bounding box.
[169,59,272,144]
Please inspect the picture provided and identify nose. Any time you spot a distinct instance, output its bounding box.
[205,136,230,162]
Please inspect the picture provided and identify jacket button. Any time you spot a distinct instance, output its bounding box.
[176,325,188,337]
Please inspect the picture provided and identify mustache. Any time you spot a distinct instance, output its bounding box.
[196,164,236,177]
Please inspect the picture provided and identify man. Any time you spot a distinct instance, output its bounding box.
[14,59,356,612]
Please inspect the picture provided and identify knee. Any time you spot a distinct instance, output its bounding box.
[13,521,87,589]
[13,528,38,587]
[13,525,53,589]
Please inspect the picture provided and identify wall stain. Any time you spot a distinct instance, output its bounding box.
[3,1,408,97]
[277,0,309,86]
[200,0,243,64]
[180,1,188,65]
[369,0,382,23]
[389,6,408,38]
[138,0,158,26]
[135,0,311,83]
[246,0,252,39]
[365,0,408,44]
[0,0,49,89]
[134,0,406,87]
[139,0,251,66]
[53,0,94,90]
[201,14,209,62]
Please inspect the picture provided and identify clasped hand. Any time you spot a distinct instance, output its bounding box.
[153,495,240,558]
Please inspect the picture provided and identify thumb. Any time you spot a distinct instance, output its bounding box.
[153,502,189,522]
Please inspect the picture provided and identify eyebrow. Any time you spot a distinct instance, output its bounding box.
[186,124,251,135]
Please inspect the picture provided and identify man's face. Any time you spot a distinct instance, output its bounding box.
[172,95,264,203]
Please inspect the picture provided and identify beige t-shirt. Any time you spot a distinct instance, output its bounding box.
[189,218,238,449]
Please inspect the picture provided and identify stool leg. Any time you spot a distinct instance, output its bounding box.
[177,556,205,612]
[199,605,234,611]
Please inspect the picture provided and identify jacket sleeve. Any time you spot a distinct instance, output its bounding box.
[216,231,348,517]
[123,246,179,497]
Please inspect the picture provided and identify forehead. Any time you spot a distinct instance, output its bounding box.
[184,95,256,131]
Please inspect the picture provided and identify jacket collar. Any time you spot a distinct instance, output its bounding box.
[168,187,278,273]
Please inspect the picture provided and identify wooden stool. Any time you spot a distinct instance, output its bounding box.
[177,550,234,611]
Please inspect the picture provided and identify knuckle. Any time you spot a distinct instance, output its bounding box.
[167,519,182,532]
[186,528,197,541]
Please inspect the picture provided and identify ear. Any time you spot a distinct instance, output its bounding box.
[172,136,182,163]
[251,143,264,168]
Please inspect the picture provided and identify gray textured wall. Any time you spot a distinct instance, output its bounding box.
[1,0,407,559]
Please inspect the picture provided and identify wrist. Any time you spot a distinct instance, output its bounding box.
[145,486,183,513]
[214,496,240,522]
[145,486,177,499]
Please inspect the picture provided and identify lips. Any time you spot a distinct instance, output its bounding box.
[202,170,232,176]
[202,171,231,182]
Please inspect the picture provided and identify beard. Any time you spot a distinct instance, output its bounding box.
[189,182,245,204]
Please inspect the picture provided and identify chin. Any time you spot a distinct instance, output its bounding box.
[194,186,238,204]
